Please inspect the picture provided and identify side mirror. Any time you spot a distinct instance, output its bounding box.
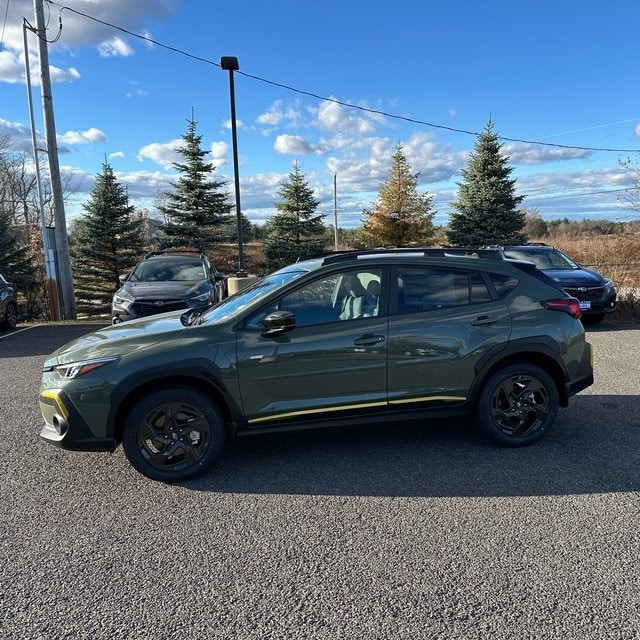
[119,274,127,284]
[262,310,296,337]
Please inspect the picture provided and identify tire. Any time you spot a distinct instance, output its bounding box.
[477,363,559,447]
[122,387,225,482]
[1,302,17,329]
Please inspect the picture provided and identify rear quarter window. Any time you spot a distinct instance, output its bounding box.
[490,273,519,299]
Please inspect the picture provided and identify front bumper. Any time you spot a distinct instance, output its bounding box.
[564,286,617,316]
[39,388,116,452]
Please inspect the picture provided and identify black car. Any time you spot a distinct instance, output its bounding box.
[0,273,17,329]
[112,252,227,324]
[494,244,617,323]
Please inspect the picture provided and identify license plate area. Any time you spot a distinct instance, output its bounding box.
[579,300,591,311]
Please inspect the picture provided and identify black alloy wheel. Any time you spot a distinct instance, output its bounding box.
[2,302,17,329]
[122,387,225,482]
[477,364,559,447]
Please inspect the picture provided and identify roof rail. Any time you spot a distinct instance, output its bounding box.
[302,247,507,265]
[144,249,206,259]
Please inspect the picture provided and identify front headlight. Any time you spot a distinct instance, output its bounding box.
[48,356,119,379]
[189,292,212,304]
[603,278,615,290]
[113,289,134,304]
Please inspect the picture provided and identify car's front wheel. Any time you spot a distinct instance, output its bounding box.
[122,387,225,482]
[477,363,559,447]
[1,302,17,329]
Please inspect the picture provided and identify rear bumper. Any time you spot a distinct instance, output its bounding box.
[565,342,594,398]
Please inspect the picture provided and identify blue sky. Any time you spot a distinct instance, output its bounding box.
[2,0,640,229]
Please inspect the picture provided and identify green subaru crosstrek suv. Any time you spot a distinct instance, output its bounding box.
[39,249,593,482]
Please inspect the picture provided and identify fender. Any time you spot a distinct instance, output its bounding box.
[106,357,243,440]
[470,336,568,403]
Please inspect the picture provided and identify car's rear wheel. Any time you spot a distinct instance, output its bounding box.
[1,302,17,329]
[122,387,225,482]
[477,364,558,447]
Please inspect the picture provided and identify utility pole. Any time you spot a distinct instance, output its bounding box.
[33,0,77,319]
[333,173,338,251]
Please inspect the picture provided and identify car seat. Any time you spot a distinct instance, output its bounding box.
[339,276,367,320]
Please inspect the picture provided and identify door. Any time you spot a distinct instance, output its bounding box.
[236,268,388,426]
[387,266,512,408]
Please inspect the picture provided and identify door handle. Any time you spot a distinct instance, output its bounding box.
[471,315,499,326]
[354,334,386,347]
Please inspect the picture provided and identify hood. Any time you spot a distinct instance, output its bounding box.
[46,312,188,366]
[542,267,605,287]
[121,280,204,299]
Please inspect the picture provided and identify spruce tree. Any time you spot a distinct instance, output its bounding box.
[158,117,233,253]
[360,144,435,247]
[0,212,35,296]
[263,163,326,271]
[447,119,527,247]
[72,162,145,316]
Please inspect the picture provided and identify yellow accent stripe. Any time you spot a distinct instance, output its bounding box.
[41,390,69,420]
[248,400,388,425]
[389,395,466,405]
[248,394,466,425]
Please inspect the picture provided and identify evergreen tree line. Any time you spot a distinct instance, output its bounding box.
[1,116,636,321]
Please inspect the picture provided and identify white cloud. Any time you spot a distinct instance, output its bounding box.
[210,141,228,167]
[635,123,640,139]
[315,100,377,135]
[256,100,304,128]
[274,134,313,155]
[503,142,592,166]
[98,37,135,58]
[223,118,245,130]
[109,151,125,159]
[136,138,182,169]
[58,128,107,145]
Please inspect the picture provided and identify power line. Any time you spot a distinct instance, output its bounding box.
[46,0,640,155]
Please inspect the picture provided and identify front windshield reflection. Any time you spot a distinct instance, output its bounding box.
[202,269,307,324]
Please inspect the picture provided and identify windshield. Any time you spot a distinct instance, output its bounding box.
[504,249,579,270]
[130,259,207,282]
[201,269,308,324]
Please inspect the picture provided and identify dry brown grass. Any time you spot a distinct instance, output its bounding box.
[537,233,640,323]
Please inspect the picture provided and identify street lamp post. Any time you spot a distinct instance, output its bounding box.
[220,56,245,275]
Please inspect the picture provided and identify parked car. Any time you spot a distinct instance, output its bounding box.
[0,274,17,330]
[491,244,617,323]
[40,248,593,482]
[111,251,227,324]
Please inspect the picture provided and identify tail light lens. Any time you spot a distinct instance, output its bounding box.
[541,298,582,319]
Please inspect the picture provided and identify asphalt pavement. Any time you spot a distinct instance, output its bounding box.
[1,320,639,639]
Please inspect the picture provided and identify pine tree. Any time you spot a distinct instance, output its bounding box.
[263,163,326,271]
[447,119,527,247]
[360,145,435,247]
[158,117,233,253]
[0,212,35,296]
[72,162,145,316]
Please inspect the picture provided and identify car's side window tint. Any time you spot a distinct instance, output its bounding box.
[469,272,493,304]
[337,271,382,321]
[244,269,383,330]
[490,274,520,299]
[395,267,490,313]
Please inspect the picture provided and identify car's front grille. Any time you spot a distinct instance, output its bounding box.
[131,300,188,315]
[563,286,606,301]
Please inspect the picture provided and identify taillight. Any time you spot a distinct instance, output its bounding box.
[541,298,582,319]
